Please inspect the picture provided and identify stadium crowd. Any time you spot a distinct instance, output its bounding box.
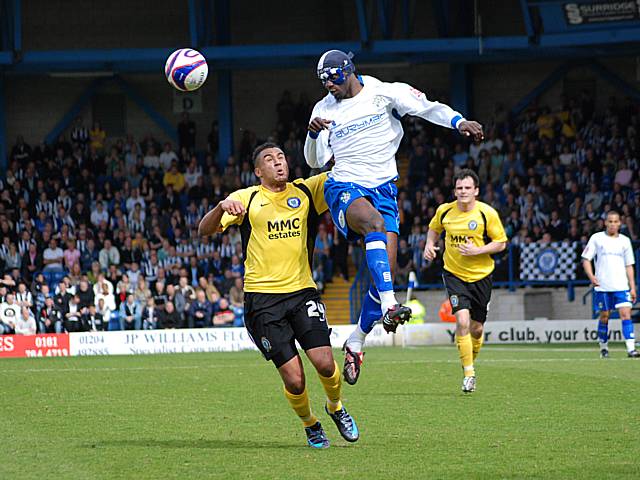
[0,89,638,334]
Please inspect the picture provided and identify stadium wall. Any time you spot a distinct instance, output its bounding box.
[22,0,189,49]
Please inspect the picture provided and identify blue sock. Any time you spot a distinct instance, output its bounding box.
[364,232,394,296]
[597,321,608,344]
[622,320,634,340]
[358,285,382,334]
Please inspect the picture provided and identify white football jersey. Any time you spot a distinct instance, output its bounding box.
[581,231,635,292]
[304,75,464,188]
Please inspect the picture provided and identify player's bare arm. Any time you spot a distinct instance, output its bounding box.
[423,229,441,261]
[458,238,506,257]
[308,117,332,134]
[626,265,636,303]
[582,258,600,287]
[197,197,245,236]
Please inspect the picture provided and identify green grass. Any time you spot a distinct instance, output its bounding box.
[2,345,640,479]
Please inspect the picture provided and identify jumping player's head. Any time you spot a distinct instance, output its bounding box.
[252,142,289,188]
[316,49,356,100]
[453,169,480,207]
[605,210,621,236]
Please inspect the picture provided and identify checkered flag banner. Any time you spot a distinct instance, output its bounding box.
[519,241,578,281]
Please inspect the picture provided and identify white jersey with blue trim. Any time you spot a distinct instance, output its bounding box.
[304,75,465,188]
[581,231,635,292]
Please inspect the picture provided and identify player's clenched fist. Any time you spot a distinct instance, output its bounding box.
[308,117,332,134]
[423,242,440,261]
[458,120,484,141]
[220,197,245,216]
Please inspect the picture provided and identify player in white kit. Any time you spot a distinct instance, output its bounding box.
[581,211,639,358]
[304,50,484,383]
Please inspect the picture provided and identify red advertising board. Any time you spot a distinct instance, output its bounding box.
[0,334,70,358]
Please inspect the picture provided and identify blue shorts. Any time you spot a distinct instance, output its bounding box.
[594,290,633,312]
[324,177,399,241]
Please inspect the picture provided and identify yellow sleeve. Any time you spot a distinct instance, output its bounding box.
[428,204,446,234]
[220,189,252,231]
[301,173,329,214]
[484,205,508,242]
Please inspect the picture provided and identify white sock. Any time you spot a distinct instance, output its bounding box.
[599,341,608,351]
[379,290,397,313]
[625,339,636,352]
[346,325,367,353]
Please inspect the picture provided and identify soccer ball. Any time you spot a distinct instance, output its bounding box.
[164,48,208,92]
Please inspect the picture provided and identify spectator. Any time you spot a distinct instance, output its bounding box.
[21,243,42,282]
[89,122,106,152]
[64,294,84,332]
[0,293,19,334]
[188,289,213,328]
[99,239,120,270]
[90,201,109,227]
[212,298,235,327]
[119,293,141,330]
[153,280,167,308]
[198,277,221,305]
[395,239,414,287]
[43,239,64,272]
[143,146,160,170]
[313,224,333,281]
[159,301,181,329]
[82,303,105,332]
[39,296,63,334]
[54,281,72,314]
[15,282,33,309]
[15,307,37,335]
[141,297,159,330]
[3,243,21,272]
[158,142,177,171]
[63,239,81,271]
[166,284,186,322]
[163,164,186,193]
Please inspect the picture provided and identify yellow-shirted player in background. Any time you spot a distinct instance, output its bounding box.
[424,169,507,393]
[198,143,358,449]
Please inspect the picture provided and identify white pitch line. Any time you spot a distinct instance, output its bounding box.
[0,356,631,374]
[422,346,602,353]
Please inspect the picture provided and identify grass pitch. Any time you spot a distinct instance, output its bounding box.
[2,345,639,479]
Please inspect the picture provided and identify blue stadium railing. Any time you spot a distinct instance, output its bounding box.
[348,243,640,324]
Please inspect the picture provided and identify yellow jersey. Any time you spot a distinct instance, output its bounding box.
[428,200,507,283]
[220,173,328,293]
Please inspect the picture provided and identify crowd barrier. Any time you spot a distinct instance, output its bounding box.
[0,320,633,359]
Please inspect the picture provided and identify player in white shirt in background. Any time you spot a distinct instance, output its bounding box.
[582,211,639,358]
[304,50,484,384]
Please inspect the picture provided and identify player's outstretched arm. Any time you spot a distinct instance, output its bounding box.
[386,81,484,140]
[198,198,245,236]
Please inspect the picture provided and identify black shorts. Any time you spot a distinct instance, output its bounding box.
[244,288,331,368]
[442,270,492,324]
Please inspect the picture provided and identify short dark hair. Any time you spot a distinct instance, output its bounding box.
[252,142,282,166]
[606,210,620,219]
[453,168,479,188]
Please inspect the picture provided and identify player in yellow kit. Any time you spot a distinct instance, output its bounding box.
[198,143,358,448]
[424,169,507,393]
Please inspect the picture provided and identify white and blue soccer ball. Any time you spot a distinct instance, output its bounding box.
[164,48,208,92]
